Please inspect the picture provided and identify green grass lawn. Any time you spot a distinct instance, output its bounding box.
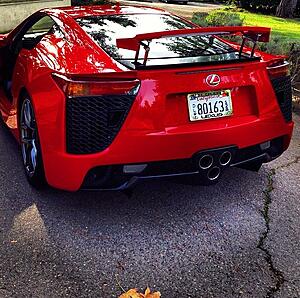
[237,11,300,42]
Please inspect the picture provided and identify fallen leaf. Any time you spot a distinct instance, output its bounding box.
[144,288,151,296]
[119,288,161,298]
[119,288,143,298]
[144,287,161,298]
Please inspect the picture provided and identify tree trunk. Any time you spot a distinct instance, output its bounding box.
[276,0,298,18]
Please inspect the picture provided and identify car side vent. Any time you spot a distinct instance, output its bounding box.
[66,95,135,154]
[271,76,293,122]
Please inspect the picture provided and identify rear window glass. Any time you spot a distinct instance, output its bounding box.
[76,14,243,68]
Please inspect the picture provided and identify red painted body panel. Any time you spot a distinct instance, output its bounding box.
[35,60,294,190]
[0,5,294,191]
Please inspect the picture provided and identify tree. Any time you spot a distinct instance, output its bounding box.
[276,0,298,17]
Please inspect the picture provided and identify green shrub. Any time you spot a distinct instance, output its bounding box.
[237,0,278,14]
[236,0,300,16]
[289,44,300,89]
[206,10,244,26]
[205,0,300,16]
[192,11,244,27]
[257,38,290,55]
[191,12,210,27]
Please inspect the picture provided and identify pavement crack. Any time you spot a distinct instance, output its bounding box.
[275,156,300,170]
[257,169,285,298]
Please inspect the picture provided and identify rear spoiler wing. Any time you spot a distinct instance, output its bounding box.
[116,26,271,67]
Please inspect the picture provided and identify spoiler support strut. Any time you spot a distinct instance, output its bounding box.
[239,34,262,59]
[136,41,151,66]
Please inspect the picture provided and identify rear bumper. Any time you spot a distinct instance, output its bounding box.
[42,115,293,191]
[81,136,287,190]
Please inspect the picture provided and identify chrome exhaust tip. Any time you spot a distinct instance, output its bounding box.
[207,166,221,181]
[219,151,232,166]
[199,154,214,170]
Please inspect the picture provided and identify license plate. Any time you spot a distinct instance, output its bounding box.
[187,90,233,121]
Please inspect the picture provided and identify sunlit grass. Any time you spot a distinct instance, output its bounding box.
[237,11,300,41]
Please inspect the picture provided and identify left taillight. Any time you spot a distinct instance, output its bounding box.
[52,73,140,97]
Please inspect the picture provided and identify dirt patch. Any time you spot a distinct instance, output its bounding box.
[293,94,300,115]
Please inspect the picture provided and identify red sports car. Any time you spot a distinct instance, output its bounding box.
[0,5,294,191]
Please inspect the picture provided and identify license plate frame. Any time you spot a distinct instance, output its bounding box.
[187,90,233,122]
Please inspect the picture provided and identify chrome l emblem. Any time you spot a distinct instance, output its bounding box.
[206,74,221,87]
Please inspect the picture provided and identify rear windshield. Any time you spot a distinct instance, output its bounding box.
[76,14,246,68]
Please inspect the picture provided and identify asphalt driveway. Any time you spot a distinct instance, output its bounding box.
[0,113,299,298]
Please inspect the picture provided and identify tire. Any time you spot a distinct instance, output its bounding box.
[239,160,263,172]
[19,95,47,188]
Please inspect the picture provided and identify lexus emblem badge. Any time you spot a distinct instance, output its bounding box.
[206,74,221,87]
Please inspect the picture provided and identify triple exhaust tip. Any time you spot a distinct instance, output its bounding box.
[199,154,214,170]
[207,166,221,181]
[199,151,232,181]
[219,151,232,166]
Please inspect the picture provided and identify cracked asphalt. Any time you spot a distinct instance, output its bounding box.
[0,112,299,298]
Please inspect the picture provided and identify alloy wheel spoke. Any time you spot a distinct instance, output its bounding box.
[20,123,30,131]
[21,136,33,145]
[24,101,35,130]
[30,141,37,170]
[21,99,38,176]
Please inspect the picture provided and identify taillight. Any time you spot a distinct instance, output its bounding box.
[52,73,140,97]
[267,59,290,79]
[268,59,293,123]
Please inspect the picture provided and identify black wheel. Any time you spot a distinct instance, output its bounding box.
[19,95,47,188]
[239,160,263,172]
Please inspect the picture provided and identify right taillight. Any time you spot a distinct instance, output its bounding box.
[267,59,290,79]
[267,59,293,123]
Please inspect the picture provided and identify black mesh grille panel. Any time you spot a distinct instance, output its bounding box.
[66,95,135,154]
[271,76,293,122]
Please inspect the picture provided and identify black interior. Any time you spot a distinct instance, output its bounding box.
[0,43,18,101]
